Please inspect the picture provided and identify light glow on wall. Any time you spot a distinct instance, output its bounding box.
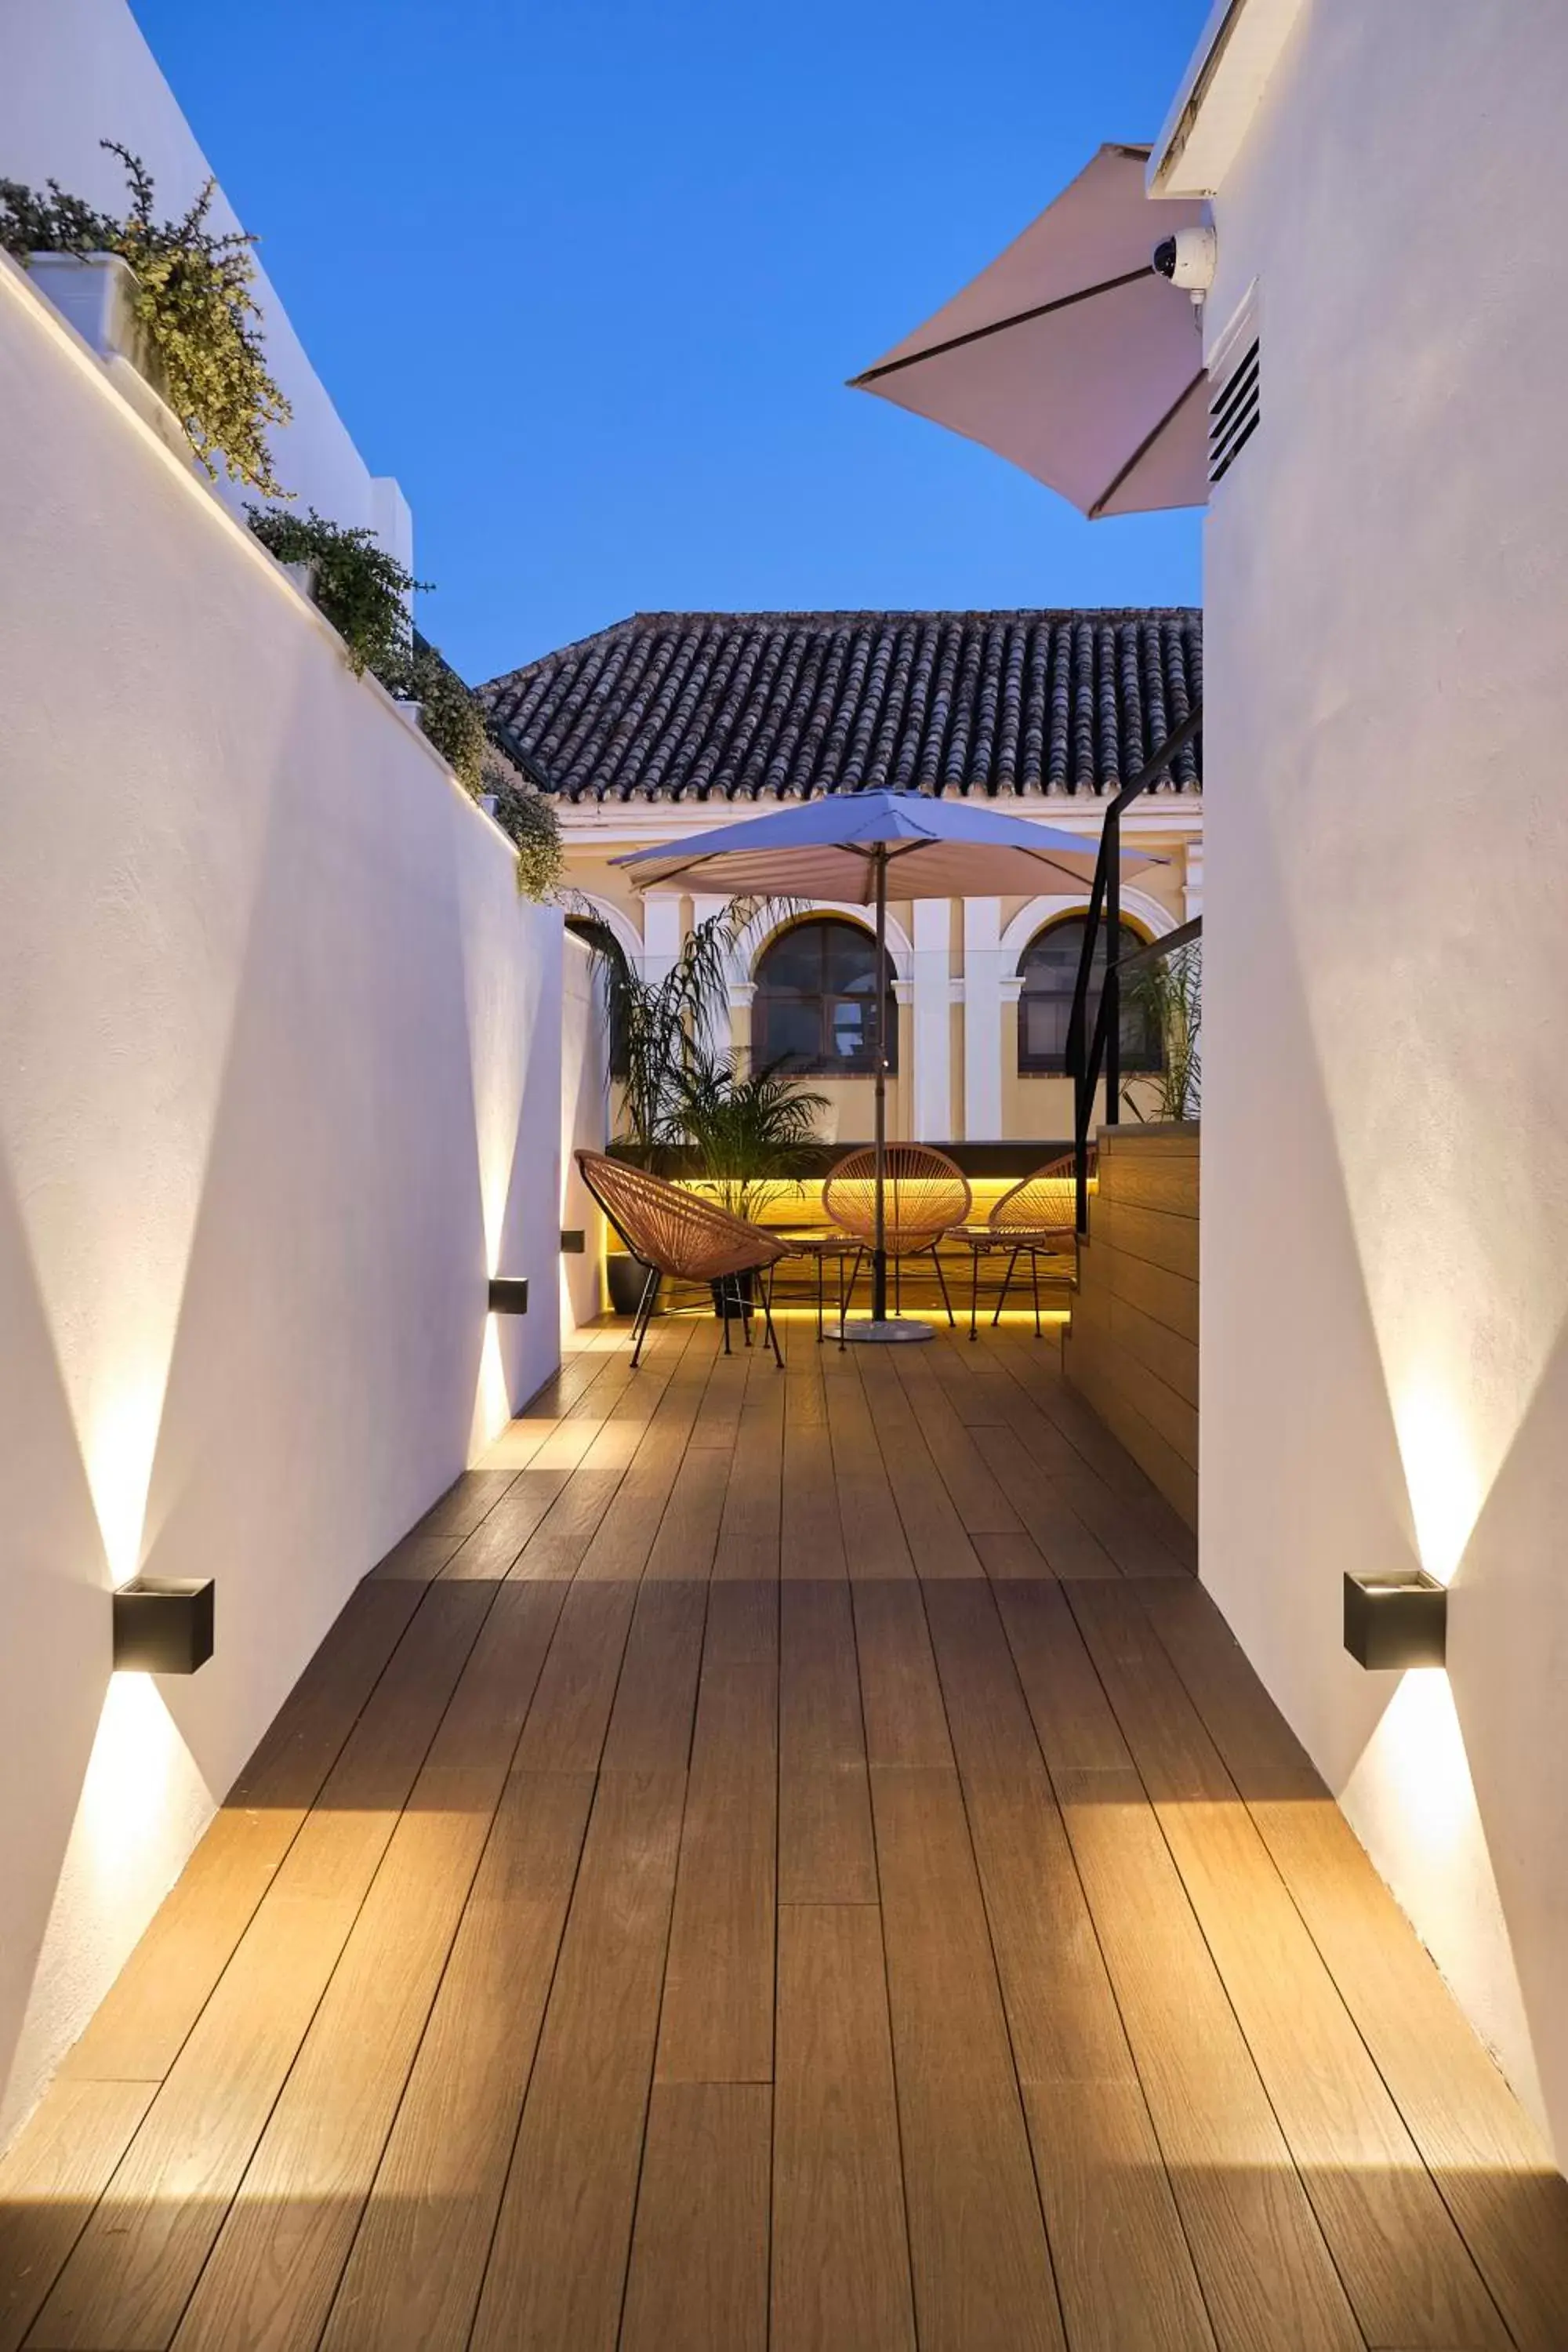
[82,1361,169,1588]
[1391,1374,1484,1587]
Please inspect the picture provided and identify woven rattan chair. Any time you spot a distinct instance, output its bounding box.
[575,1150,791,1367]
[954,1148,1093,1339]
[822,1144,972,1327]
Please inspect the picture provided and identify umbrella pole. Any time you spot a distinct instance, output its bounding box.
[873,847,888,1324]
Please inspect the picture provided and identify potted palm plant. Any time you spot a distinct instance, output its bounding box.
[1120,941,1201,1122]
[666,1053,828,1316]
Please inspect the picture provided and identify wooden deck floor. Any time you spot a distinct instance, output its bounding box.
[4,1312,1568,2352]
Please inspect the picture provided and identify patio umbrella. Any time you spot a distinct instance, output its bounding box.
[851,144,1210,518]
[615,789,1161,1341]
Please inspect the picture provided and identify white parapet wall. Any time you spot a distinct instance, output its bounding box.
[560,934,608,1331]
[0,250,564,2151]
[1190,0,1568,2153]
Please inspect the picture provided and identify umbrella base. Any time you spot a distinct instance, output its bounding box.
[834,1319,936,1345]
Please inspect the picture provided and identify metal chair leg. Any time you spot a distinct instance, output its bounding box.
[1030,1247,1042,1337]
[740,1275,754,1347]
[720,1276,734,1355]
[630,1265,661,1368]
[894,1252,902,1316]
[838,1249,853,1349]
[992,1247,1022,1327]
[931,1244,956,1329]
[761,1265,784,1369]
[970,1246,981,1341]
[815,1253,825,1343]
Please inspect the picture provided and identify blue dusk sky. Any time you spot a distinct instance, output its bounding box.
[135,0,1210,682]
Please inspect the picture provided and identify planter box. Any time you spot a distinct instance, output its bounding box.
[281,559,318,601]
[27,252,190,466]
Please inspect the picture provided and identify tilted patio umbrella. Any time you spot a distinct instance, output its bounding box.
[851,144,1210,519]
[615,789,1160,1341]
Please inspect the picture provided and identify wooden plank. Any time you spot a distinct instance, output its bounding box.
[971,1425,1120,1580]
[690,1343,749,1448]
[772,1905,916,2352]
[574,1375,702,1581]
[440,1470,572,1580]
[715,1348,785,1579]
[29,1581,495,2352]
[1071,1281,1200,1410]
[619,2084,770,2352]
[887,1351,1023,1537]
[1105,1242,1200,1345]
[971,1527,1055,1579]
[599,1580,708,1774]
[318,1772,595,2352]
[1092,1198,1199,1281]
[510,1577,637,1774]
[1069,1580,1509,2352]
[1054,1763,1363,2352]
[1135,1581,1568,2352]
[993,1577,1134,1775]
[411,1468,517,1541]
[1094,1149,1200,1217]
[1065,1317,1199,1470]
[656,1584,777,2083]
[779,1580,875,1904]
[825,1353,915,1580]
[467,1769,686,2352]
[505,1465,621,1581]
[851,1583,953,1771]
[870,1766,1065,2352]
[782,1355,847,1577]
[1059,1343,1200,1537]
[0,2085,155,2352]
[855,1350,984,1577]
[644,1440,729,1581]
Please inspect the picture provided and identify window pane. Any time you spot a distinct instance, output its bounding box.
[755,917,896,1073]
[757,995,822,1068]
[822,920,876,991]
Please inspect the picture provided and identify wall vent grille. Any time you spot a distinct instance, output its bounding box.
[1207,285,1260,487]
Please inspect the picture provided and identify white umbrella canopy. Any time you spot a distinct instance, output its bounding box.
[851,144,1210,519]
[615,789,1161,1340]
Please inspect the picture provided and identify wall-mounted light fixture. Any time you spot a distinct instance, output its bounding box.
[1343,1570,1447,1671]
[560,1229,586,1255]
[488,1276,529,1314]
[112,1577,215,1675]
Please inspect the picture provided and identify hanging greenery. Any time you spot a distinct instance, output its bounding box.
[480,750,564,900]
[406,643,488,792]
[245,505,426,677]
[1,144,292,493]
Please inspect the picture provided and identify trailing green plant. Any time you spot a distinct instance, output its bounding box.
[2,144,292,492]
[1121,942,1201,1122]
[480,748,564,900]
[580,902,764,1165]
[666,1051,828,1221]
[407,642,488,791]
[245,505,426,677]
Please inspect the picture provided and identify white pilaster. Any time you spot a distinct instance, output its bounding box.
[641,893,683,981]
[1183,844,1204,920]
[911,898,953,1140]
[963,898,1004,1140]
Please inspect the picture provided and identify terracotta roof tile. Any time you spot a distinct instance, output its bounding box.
[481,608,1201,801]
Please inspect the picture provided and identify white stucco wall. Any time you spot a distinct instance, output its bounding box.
[560,935,608,1330]
[0,252,563,2151]
[1197,0,1568,2150]
[0,0,405,545]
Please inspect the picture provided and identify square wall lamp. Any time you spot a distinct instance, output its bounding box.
[1343,1570,1446,1671]
[113,1577,215,1675]
[488,1277,529,1314]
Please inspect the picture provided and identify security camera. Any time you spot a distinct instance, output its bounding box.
[1152,224,1217,301]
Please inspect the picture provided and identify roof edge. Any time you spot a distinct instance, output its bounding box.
[1149,0,1307,197]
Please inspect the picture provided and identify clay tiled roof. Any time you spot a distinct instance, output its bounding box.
[481,609,1201,802]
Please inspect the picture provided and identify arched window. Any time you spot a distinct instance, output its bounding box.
[1018,915,1161,1075]
[753,918,898,1075]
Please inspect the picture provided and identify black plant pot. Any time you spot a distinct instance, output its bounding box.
[607,1252,653,1316]
[710,1269,755,1321]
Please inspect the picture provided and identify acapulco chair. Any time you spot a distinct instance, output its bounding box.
[575,1150,791,1368]
[953,1147,1091,1338]
[822,1143,971,1330]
